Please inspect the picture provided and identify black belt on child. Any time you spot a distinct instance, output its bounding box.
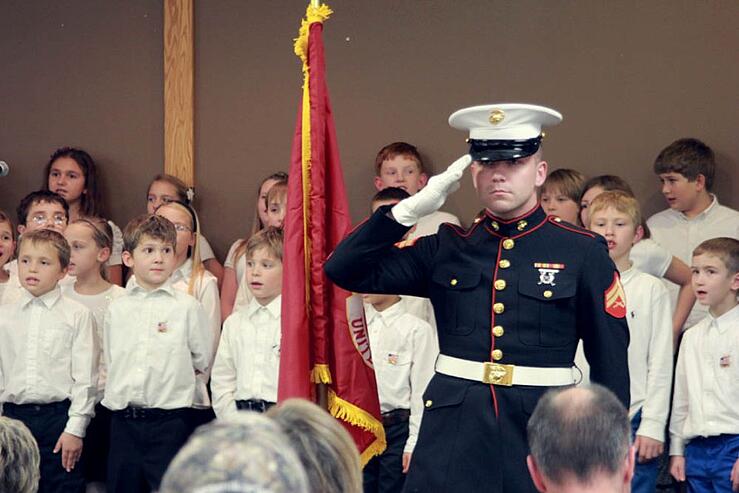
[381,408,410,426]
[235,399,275,413]
[3,400,70,414]
[113,407,188,420]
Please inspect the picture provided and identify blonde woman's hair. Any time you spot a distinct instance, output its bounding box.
[268,399,363,493]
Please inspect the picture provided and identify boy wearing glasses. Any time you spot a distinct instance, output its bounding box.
[3,191,70,278]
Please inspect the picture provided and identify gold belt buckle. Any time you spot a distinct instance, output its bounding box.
[482,362,514,386]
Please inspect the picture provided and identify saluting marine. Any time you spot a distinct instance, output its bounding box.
[325,104,630,492]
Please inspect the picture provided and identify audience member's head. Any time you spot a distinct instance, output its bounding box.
[159,412,309,493]
[268,399,363,493]
[540,168,586,224]
[526,385,634,493]
[0,416,41,493]
[374,142,428,195]
[0,210,16,270]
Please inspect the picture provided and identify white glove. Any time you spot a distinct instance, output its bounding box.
[391,154,473,227]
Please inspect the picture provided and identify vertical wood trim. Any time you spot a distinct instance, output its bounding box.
[163,0,194,186]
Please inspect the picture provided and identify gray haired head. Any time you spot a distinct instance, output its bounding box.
[527,384,631,484]
[0,417,41,493]
[159,412,309,493]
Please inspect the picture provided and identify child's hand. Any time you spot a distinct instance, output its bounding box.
[669,455,686,482]
[731,457,739,492]
[53,432,83,472]
[402,452,412,474]
[634,435,663,462]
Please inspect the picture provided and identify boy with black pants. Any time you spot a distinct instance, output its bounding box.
[0,229,98,493]
[102,215,210,492]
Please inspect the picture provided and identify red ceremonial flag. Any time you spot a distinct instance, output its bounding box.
[278,2,386,466]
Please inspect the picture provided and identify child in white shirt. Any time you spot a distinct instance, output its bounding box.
[0,209,23,305]
[0,229,98,492]
[587,191,674,493]
[102,214,210,493]
[62,217,126,491]
[669,238,739,493]
[211,227,284,418]
[362,293,438,493]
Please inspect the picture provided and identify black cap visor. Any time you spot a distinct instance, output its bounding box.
[469,136,542,163]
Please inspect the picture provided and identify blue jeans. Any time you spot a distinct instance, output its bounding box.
[684,434,739,493]
[631,409,661,493]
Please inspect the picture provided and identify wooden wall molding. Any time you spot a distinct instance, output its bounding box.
[163,0,195,185]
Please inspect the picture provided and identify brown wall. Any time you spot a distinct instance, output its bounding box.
[2,1,737,260]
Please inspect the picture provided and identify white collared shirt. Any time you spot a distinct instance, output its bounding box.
[619,267,674,441]
[132,258,222,408]
[0,270,24,305]
[574,266,674,442]
[365,298,439,453]
[669,305,739,455]
[211,296,281,420]
[648,196,739,328]
[630,238,672,278]
[0,287,98,437]
[102,279,211,411]
[62,283,126,400]
[408,210,461,240]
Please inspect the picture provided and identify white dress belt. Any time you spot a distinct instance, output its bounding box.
[435,354,580,387]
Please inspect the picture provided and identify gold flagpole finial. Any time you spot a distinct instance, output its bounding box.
[311,0,321,7]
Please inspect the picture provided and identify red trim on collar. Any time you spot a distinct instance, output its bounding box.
[547,217,596,238]
[446,220,483,238]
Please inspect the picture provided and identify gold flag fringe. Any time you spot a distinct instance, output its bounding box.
[310,363,332,384]
[328,389,387,468]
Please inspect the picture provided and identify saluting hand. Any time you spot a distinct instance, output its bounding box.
[54,431,83,472]
[391,154,472,226]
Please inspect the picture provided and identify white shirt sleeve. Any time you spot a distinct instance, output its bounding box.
[636,284,673,441]
[189,302,212,374]
[630,238,672,278]
[669,336,690,456]
[210,316,239,420]
[106,221,124,267]
[67,308,99,437]
[406,318,439,454]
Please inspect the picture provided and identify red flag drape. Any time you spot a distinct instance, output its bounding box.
[278,3,385,466]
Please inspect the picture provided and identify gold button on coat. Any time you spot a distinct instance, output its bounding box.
[543,290,553,298]
[499,259,511,269]
[425,400,433,408]
[493,303,505,314]
[492,349,503,361]
[492,325,504,337]
[450,278,458,286]
[502,239,515,250]
[494,279,506,290]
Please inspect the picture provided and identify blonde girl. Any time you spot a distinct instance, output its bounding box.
[146,174,224,286]
[62,217,126,489]
[154,201,221,428]
[0,210,22,305]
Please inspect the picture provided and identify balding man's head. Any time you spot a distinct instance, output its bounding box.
[526,385,634,493]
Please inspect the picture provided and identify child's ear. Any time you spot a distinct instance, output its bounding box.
[57,266,68,281]
[97,247,112,264]
[417,172,429,189]
[731,272,739,292]
[695,174,706,192]
[17,224,26,235]
[122,251,134,268]
[373,176,385,191]
[633,224,645,244]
